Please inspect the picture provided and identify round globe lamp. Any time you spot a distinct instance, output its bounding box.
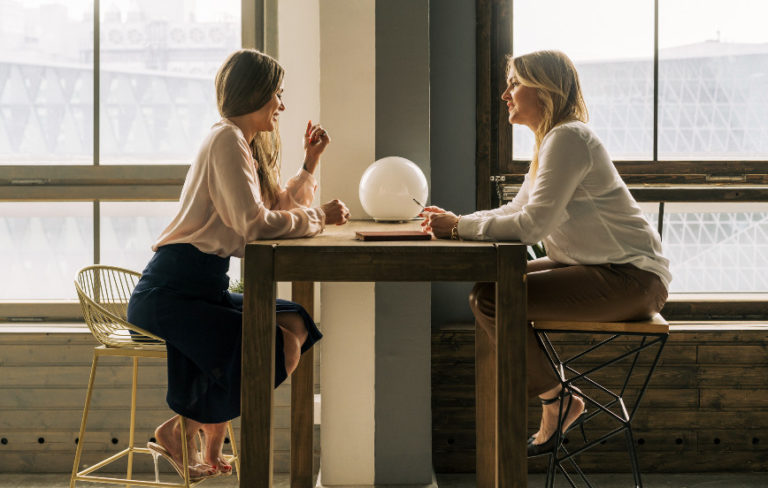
[359,156,428,222]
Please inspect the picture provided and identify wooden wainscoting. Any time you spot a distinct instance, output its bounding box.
[432,322,768,473]
[0,329,320,473]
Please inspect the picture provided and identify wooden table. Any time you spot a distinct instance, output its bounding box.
[240,221,528,487]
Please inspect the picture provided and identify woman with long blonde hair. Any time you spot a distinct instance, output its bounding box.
[127,49,349,480]
[423,50,670,456]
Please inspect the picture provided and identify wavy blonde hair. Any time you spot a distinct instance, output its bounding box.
[215,49,284,205]
[509,50,588,181]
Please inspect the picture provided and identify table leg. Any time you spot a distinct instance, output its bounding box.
[496,244,528,487]
[241,245,277,487]
[291,282,315,488]
[476,316,497,488]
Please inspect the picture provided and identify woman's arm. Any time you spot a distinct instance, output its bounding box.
[458,127,591,243]
[208,130,325,240]
[274,120,330,210]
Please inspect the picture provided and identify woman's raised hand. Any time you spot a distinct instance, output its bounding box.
[320,199,350,226]
[302,120,330,174]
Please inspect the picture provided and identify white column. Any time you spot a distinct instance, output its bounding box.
[318,1,378,485]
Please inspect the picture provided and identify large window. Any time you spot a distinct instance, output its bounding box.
[500,0,768,294]
[0,0,242,315]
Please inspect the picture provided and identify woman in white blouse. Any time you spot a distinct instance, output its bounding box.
[423,50,670,457]
[127,49,349,480]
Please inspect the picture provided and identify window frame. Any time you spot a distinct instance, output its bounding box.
[0,0,272,322]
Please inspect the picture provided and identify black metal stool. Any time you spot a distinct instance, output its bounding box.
[531,314,669,488]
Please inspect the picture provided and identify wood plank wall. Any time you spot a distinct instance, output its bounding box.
[0,330,320,473]
[432,323,768,473]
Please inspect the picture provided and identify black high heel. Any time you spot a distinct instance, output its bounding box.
[527,387,588,457]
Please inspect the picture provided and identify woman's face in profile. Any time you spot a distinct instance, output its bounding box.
[501,72,541,130]
[252,84,286,132]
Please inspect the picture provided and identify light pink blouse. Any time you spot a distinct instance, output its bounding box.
[153,119,326,258]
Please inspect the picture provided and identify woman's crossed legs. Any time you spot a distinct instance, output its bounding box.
[469,257,667,447]
[155,311,310,476]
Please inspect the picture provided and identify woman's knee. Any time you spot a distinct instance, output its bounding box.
[469,282,494,316]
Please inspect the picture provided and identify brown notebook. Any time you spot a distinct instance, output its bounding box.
[355,230,433,241]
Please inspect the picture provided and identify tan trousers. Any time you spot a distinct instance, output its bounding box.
[469,257,668,398]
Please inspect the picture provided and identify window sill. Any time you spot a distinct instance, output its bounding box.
[0,322,89,333]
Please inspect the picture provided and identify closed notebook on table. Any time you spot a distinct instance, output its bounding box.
[354,231,433,241]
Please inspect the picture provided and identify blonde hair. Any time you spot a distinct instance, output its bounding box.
[215,49,284,205]
[508,50,588,181]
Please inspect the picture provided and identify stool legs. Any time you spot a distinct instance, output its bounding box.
[534,329,667,488]
[70,347,238,487]
[625,427,642,488]
[70,353,99,488]
[227,421,240,479]
[126,357,139,486]
[180,417,190,487]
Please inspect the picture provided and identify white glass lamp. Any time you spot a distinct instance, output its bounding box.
[358,156,429,222]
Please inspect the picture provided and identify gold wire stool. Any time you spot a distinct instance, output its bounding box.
[70,265,239,487]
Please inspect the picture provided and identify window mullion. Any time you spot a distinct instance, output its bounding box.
[653,0,659,162]
[94,0,100,167]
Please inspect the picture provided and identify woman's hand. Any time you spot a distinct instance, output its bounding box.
[302,120,330,174]
[422,208,459,239]
[419,205,445,232]
[320,199,350,226]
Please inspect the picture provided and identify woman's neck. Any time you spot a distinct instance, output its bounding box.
[227,115,257,144]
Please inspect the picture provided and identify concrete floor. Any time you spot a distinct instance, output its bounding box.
[2,473,768,487]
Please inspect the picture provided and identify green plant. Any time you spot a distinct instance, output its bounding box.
[527,242,546,261]
[229,280,244,293]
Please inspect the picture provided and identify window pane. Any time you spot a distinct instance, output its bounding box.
[99,1,240,164]
[512,0,654,160]
[100,202,241,284]
[0,202,92,299]
[100,201,176,272]
[659,0,768,160]
[663,203,768,292]
[0,1,93,165]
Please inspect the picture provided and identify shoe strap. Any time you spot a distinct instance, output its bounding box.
[539,388,572,405]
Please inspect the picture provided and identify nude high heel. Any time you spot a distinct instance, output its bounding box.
[527,388,588,457]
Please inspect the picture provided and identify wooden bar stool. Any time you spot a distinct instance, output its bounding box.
[531,314,669,488]
[70,265,239,487]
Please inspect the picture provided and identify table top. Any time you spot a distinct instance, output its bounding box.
[245,220,525,282]
[248,220,501,248]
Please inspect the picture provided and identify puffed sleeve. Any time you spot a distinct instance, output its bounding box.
[458,127,591,243]
[207,130,325,240]
[273,168,319,210]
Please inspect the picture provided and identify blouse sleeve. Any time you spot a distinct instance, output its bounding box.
[466,175,530,219]
[273,168,319,210]
[207,130,325,240]
[457,127,591,243]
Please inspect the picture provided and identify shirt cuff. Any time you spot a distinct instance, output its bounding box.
[314,206,326,232]
[298,167,318,187]
[457,214,486,241]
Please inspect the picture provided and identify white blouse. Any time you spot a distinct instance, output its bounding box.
[457,121,672,289]
[153,119,325,258]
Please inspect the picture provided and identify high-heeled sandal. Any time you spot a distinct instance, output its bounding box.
[197,429,233,476]
[527,387,588,457]
[147,441,218,482]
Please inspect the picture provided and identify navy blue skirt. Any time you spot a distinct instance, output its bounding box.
[126,243,322,423]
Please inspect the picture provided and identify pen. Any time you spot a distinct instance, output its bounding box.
[412,197,425,210]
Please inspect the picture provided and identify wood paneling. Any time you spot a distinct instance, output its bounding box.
[0,331,320,473]
[432,322,768,473]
